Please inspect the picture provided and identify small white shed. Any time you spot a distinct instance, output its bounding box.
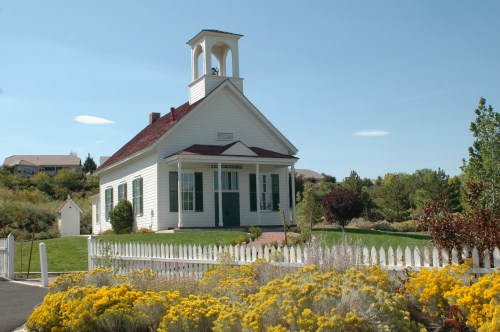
[56,196,82,236]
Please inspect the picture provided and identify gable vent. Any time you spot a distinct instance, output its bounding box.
[217,132,234,141]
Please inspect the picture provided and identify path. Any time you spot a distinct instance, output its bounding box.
[0,278,48,332]
[250,231,300,247]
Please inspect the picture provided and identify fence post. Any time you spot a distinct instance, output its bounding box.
[7,233,15,279]
[39,243,48,287]
[87,235,94,271]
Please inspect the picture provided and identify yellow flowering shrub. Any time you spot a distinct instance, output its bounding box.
[242,265,425,332]
[200,264,257,300]
[27,282,180,331]
[405,261,471,318]
[158,294,237,332]
[27,263,500,331]
[445,270,500,329]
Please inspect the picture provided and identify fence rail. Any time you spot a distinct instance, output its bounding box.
[0,234,15,279]
[88,236,500,278]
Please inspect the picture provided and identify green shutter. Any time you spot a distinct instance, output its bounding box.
[195,172,203,212]
[138,178,143,215]
[132,180,137,214]
[272,174,280,211]
[249,173,257,211]
[169,172,178,212]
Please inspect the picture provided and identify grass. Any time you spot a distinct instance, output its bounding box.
[312,228,431,249]
[14,231,249,275]
[13,229,431,276]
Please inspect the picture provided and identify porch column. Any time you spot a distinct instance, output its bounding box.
[177,161,183,228]
[218,162,223,227]
[256,163,261,226]
[291,164,297,225]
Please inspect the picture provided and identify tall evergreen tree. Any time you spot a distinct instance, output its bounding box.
[461,97,499,213]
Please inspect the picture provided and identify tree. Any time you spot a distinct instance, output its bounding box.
[322,187,363,229]
[373,173,412,222]
[461,97,499,213]
[296,182,323,238]
[342,171,375,220]
[31,172,53,196]
[83,153,97,174]
[53,168,82,199]
[109,200,134,234]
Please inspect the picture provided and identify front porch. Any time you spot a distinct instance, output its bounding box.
[160,142,298,229]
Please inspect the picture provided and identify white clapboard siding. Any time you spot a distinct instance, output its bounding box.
[87,236,499,280]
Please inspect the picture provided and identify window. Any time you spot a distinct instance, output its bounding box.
[182,173,194,211]
[170,172,203,212]
[260,175,271,211]
[118,183,127,202]
[132,177,143,216]
[250,173,279,212]
[217,132,234,141]
[105,188,113,221]
[214,171,239,191]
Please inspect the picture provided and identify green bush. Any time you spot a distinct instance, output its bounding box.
[109,200,134,234]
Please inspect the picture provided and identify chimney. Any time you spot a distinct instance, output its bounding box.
[149,112,160,125]
[170,107,176,121]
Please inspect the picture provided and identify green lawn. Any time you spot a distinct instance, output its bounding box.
[312,228,431,249]
[13,229,431,275]
[14,231,249,274]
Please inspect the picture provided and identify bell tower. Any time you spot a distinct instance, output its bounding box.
[187,29,244,104]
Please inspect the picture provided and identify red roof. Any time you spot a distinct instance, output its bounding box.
[97,99,204,171]
[172,142,297,159]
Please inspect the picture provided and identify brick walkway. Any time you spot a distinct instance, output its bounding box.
[250,231,299,247]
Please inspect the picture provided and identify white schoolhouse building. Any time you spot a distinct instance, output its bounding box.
[92,30,298,233]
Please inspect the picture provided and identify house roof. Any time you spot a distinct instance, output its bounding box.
[97,98,204,171]
[171,142,297,159]
[186,29,243,45]
[56,197,82,214]
[3,155,81,167]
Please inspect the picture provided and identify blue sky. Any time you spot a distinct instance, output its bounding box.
[0,1,499,180]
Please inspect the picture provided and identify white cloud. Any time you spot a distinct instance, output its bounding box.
[75,115,114,125]
[354,130,390,137]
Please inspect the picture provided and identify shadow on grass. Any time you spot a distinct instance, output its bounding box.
[313,228,431,241]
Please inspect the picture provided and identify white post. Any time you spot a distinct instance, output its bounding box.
[291,164,297,225]
[87,235,94,271]
[256,163,261,226]
[39,243,48,287]
[7,233,14,279]
[218,162,223,227]
[178,161,183,228]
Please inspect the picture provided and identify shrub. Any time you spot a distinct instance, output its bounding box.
[109,200,134,234]
[322,187,363,229]
[200,264,257,301]
[247,226,262,241]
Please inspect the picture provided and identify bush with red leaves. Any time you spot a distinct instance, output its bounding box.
[322,187,363,229]
[420,182,500,263]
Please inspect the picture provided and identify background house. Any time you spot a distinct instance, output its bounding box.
[3,155,81,176]
[56,196,82,236]
[93,30,298,233]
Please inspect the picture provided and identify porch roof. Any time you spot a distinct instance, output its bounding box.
[164,142,298,165]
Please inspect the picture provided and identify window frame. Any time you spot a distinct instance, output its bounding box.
[132,177,143,216]
[214,171,239,191]
[181,173,194,211]
[117,183,127,202]
[104,187,113,222]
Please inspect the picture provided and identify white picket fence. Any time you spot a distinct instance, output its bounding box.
[0,234,15,279]
[87,236,500,278]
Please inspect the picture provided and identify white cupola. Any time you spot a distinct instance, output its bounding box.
[187,29,244,104]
